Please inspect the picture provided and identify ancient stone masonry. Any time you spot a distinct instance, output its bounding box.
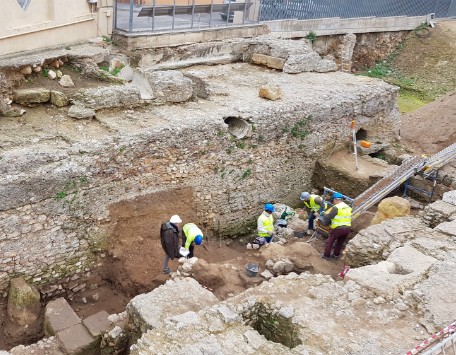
[0,40,400,296]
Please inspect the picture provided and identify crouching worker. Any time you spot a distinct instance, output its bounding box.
[257,203,275,243]
[160,215,182,274]
[320,192,352,260]
[182,223,204,258]
[299,191,328,235]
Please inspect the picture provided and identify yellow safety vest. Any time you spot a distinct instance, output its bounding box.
[304,194,326,212]
[183,223,203,249]
[330,202,352,229]
[258,213,274,237]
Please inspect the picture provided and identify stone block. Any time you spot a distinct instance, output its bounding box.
[434,219,456,236]
[57,323,97,355]
[82,310,111,337]
[68,105,95,120]
[442,190,456,206]
[259,84,282,101]
[44,297,81,336]
[50,90,69,107]
[371,196,411,225]
[251,53,285,70]
[72,85,141,110]
[59,75,75,88]
[283,52,322,73]
[13,88,50,106]
[7,277,41,326]
[144,70,193,103]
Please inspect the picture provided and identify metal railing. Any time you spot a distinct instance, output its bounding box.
[258,0,456,21]
[114,0,259,33]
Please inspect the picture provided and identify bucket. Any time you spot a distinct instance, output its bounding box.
[245,263,260,277]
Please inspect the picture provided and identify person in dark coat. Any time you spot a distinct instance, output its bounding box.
[160,215,182,274]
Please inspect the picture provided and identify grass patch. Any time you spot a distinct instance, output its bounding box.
[397,89,430,113]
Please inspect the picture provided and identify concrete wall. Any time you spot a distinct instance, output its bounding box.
[264,14,432,37]
[0,0,114,57]
[113,23,269,50]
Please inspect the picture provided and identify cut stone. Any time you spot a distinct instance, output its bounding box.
[44,297,81,336]
[82,310,111,337]
[259,84,283,101]
[13,88,50,106]
[56,323,97,354]
[50,90,69,107]
[251,53,285,70]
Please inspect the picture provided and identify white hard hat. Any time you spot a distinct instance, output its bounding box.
[170,215,182,224]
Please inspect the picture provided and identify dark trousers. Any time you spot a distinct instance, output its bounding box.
[323,227,351,257]
[182,236,195,258]
[308,211,317,230]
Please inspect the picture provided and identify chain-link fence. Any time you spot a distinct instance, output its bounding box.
[259,0,456,21]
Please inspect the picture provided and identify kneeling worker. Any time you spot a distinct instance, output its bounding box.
[300,191,327,235]
[257,203,275,243]
[182,222,204,258]
[320,192,352,259]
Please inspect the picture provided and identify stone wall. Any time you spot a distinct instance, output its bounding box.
[0,62,400,295]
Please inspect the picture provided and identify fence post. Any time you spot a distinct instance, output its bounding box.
[128,0,134,33]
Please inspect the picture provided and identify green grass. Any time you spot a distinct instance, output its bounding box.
[397,89,430,113]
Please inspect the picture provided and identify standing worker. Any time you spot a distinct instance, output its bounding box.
[182,222,204,258]
[160,215,182,274]
[300,192,327,235]
[257,203,275,243]
[320,192,352,259]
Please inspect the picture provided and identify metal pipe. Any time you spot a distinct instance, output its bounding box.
[172,0,176,30]
[128,0,134,33]
[152,0,156,31]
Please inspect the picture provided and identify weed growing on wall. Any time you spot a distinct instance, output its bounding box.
[54,176,90,212]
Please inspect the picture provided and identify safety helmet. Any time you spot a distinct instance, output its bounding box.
[300,192,310,201]
[170,215,182,224]
[264,203,274,212]
[194,235,203,245]
[333,192,344,199]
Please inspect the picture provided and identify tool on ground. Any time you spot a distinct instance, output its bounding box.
[338,265,350,279]
[245,263,260,277]
[351,120,359,170]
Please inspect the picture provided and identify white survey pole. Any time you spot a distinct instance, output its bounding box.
[351,120,359,170]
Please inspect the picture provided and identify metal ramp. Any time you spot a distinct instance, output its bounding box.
[352,142,456,220]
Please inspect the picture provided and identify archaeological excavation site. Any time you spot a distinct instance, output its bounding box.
[1,1,456,354]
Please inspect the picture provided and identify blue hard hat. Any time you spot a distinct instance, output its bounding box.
[194,235,203,245]
[264,203,274,212]
[300,192,310,201]
[333,192,344,199]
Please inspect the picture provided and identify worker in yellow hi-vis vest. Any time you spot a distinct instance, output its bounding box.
[182,223,203,258]
[257,203,275,244]
[319,192,352,260]
[299,191,328,235]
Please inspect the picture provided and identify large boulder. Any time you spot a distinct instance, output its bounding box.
[371,196,411,225]
[7,277,41,326]
[251,53,285,70]
[144,70,193,103]
[13,88,50,106]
